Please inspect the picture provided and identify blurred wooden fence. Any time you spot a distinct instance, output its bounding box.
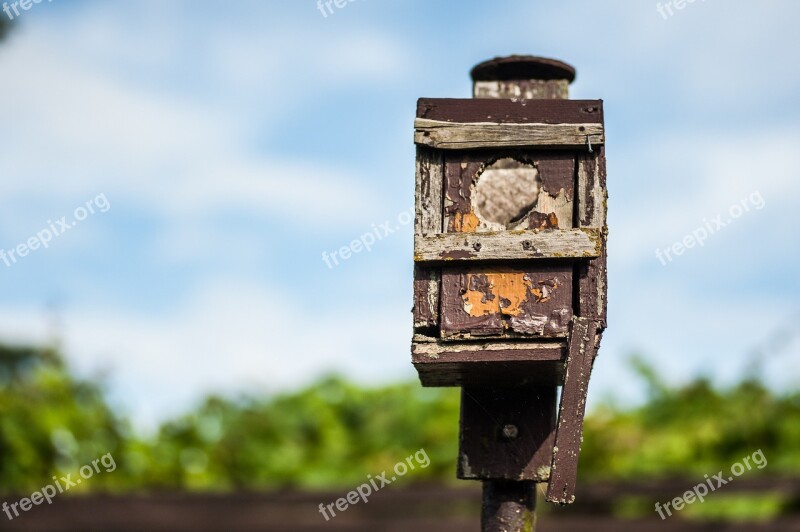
[2,477,800,531]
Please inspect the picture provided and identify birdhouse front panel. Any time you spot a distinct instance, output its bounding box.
[438,149,577,340]
[412,97,606,387]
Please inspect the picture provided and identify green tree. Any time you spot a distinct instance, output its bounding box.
[146,377,461,490]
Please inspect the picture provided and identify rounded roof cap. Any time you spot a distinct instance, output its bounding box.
[471,55,576,83]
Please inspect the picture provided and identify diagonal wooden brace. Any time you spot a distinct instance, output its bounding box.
[546,316,600,504]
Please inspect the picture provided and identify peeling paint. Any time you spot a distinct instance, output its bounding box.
[452,211,481,232]
[439,249,476,260]
[510,314,548,335]
[462,270,534,318]
[536,465,552,481]
[460,454,473,477]
[462,272,564,321]
[441,265,572,339]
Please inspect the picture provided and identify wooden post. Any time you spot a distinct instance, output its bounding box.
[482,480,537,532]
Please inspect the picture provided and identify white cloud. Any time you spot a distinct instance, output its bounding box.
[0,18,388,233]
[0,276,413,430]
[610,126,800,267]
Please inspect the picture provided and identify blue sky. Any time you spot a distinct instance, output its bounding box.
[0,0,798,429]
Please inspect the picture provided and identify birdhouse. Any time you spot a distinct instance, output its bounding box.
[411,56,607,506]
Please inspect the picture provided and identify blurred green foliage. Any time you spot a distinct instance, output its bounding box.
[1,344,799,496]
[143,377,459,490]
[0,345,133,493]
[580,355,800,480]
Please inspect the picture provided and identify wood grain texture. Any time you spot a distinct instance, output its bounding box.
[474,79,569,100]
[412,147,445,332]
[577,148,607,229]
[546,317,599,504]
[417,98,603,124]
[414,229,601,262]
[576,147,608,329]
[414,146,444,236]
[412,340,566,361]
[413,266,439,330]
[414,119,604,150]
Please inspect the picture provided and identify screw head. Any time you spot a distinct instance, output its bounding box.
[502,424,519,439]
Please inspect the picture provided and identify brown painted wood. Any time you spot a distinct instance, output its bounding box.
[442,151,576,234]
[439,264,573,340]
[471,56,577,83]
[417,98,603,125]
[546,317,599,504]
[413,340,566,387]
[459,385,557,482]
[416,361,565,388]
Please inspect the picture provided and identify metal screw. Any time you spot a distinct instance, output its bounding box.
[502,424,519,439]
[473,242,482,251]
[522,241,532,251]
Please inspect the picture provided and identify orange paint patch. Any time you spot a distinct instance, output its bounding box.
[452,211,481,233]
[462,269,533,318]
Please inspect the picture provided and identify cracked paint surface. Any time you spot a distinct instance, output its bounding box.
[463,270,559,318]
[441,265,572,339]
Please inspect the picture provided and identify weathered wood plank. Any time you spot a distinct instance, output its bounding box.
[474,80,569,100]
[412,147,444,331]
[459,385,558,482]
[576,147,608,328]
[414,229,601,262]
[412,340,566,361]
[412,337,567,387]
[417,98,603,124]
[547,317,599,505]
[577,148,606,229]
[413,266,439,330]
[414,119,605,150]
[414,146,444,236]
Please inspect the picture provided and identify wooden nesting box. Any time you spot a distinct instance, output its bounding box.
[411,93,607,504]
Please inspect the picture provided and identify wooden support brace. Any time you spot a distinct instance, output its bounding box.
[546,316,599,504]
